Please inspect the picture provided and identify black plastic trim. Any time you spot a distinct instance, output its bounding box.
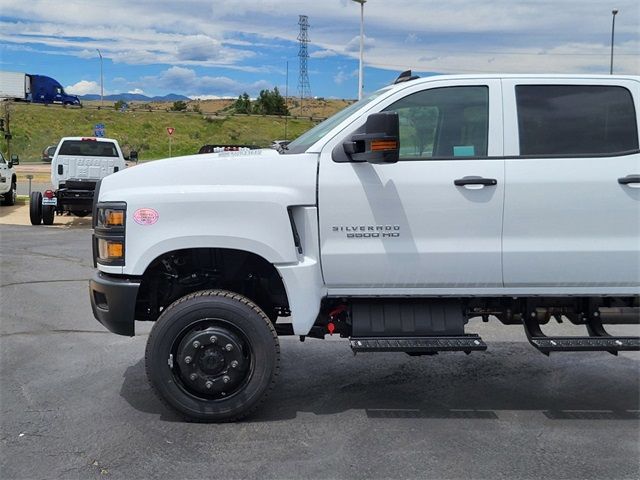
[89,272,141,336]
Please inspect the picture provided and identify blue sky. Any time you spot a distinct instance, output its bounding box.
[0,0,638,100]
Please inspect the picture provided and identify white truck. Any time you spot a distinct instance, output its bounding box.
[0,151,18,206]
[89,74,640,422]
[30,137,126,225]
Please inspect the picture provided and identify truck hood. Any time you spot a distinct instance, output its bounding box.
[99,149,319,206]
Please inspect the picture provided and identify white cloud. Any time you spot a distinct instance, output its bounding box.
[65,80,102,95]
[142,66,272,97]
[0,0,638,83]
[128,88,144,95]
[334,69,357,85]
[311,49,338,59]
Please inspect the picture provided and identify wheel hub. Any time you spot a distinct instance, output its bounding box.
[175,325,249,396]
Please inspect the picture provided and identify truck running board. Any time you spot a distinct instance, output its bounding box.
[349,335,487,355]
[522,313,640,355]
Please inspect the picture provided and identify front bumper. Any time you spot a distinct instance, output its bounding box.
[89,271,140,336]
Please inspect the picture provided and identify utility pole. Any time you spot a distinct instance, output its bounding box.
[97,49,104,106]
[285,60,289,141]
[610,9,619,75]
[352,0,366,100]
[3,102,11,160]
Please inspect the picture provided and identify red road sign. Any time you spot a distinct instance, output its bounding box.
[167,127,175,136]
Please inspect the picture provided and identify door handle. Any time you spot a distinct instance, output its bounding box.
[454,177,498,187]
[618,175,640,185]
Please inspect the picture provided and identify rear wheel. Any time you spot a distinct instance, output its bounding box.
[29,192,42,225]
[145,290,280,422]
[42,205,55,225]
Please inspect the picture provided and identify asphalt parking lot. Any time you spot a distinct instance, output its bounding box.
[0,222,639,480]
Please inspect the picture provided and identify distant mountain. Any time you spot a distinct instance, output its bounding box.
[79,93,191,102]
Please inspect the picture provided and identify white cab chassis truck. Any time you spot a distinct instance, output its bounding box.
[0,150,19,206]
[89,74,640,422]
[30,137,126,225]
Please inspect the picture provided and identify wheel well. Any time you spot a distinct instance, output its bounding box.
[135,248,289,323]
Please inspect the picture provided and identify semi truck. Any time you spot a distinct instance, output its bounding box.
[0,71,81,106]
[89,73,640,422]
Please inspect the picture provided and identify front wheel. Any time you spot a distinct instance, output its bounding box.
[145,290,280,422]
[2,180,16,206]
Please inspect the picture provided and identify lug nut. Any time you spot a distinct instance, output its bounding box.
[225,344,233,351]
[223,376,231,384]
[189,373,197,381]
[210,335,218,344]
[193,341,201,348]
[205,381,213,389]
[184,356,192,364]
[230,360,239,369]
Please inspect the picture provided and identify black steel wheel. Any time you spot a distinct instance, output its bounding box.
[42,205,55,225]
[145,290,280,422]
[29,191,42,225]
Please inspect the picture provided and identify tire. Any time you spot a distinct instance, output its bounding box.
[29,192,42,225]
[42,205,55,225]
[145,290,280,422]
[2,180,16,206]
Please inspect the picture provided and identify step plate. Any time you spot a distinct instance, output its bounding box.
[530,336,640,352]
[350,335,487,353]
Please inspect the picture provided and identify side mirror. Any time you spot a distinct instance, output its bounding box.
[129,150,139,163]
[9,154,19,167]
[343,112,399,164]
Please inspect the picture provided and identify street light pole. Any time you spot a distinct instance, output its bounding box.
[610,9,618,75]
[352,0,366,100]
[96,49,103,105]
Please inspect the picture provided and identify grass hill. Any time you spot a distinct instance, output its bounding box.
[2,98,351,162]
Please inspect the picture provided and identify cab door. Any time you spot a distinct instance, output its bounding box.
[501,78,640,288]
[318,79,505,292]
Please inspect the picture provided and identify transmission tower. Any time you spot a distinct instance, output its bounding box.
[297,15,311,108]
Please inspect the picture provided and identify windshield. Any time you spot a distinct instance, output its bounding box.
[285,87,392,154]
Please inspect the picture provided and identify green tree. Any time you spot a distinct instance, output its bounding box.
[170,100,188,112]
[252,87,289,116]
[234,92,251,114]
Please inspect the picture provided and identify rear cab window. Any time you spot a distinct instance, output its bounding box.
[59,140,120,157]
[503,79,639,157]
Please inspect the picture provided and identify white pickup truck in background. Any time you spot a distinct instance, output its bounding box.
[89,73,640,422]
[30,137,126,225]
[0,150,18,206]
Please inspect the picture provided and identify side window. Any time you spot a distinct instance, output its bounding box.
[516,85,639,156]
[384,86,489,160]
[0,152,5,164]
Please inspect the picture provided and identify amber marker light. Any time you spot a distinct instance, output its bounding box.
[371,140,398,151]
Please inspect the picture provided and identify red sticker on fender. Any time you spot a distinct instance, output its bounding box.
[133,208,159,225]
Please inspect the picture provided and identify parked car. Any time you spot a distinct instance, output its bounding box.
[42,144,57,163]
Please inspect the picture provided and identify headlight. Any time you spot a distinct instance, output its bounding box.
[94,202,126,266]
